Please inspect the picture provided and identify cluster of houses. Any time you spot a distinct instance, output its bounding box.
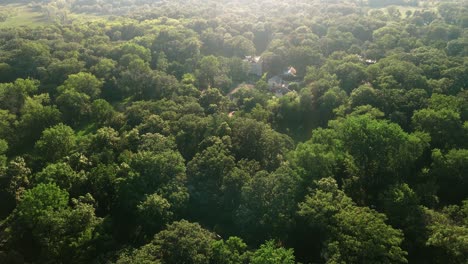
[356,54,377,64]
[238,54,377,99]
[243,56,298,97]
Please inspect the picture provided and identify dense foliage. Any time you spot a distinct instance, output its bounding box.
[0,0,467,263]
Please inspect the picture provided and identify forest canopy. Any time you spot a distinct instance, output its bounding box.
[0,0,467,263]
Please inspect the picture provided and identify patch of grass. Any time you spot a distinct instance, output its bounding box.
[0,3,49,28]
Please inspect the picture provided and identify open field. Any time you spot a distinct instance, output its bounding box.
[0,3,48,28]
[0,2,110,29]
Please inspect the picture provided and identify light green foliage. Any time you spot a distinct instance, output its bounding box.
[34,162,85,194]
[349,84,380,108]
[16,95,62,148]
[91,99,115,126]
[330,115,426,203]
[368,58,427,90]
[179,73,201,97]
[412,108,464,149]
[138,133,176,153]
[117,42,151,63]
[58,72,103,99]
[289,128,343,185]
[424,205,468,263]
[4,39,51,79]
[90,58,117,79]
[0,109,15,144]
[333,62,367,93]
[6,183,101,262]
[0,78,39,114]
[35,123,76,163]
[224,35,256,57]
[119,220,215,264]
[5,157,31,200]
[198,55,220,89]
[0,139,7,167]
[211,236,249,264]
[251,240,296,264]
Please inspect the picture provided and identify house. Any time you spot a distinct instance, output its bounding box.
[268,75,291,97]
[356,54,377,64]
[268,75,286,89]
[286,66,297,76]
[243,56,263,76]
[273,86,292,97]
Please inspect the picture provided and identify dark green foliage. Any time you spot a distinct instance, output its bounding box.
[299,178,407,263]
[236,166,301,243]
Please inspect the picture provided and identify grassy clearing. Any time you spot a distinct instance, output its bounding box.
[0,3,48,28]
[0,3,110,29]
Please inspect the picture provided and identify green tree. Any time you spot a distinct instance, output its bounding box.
[187,138,235,226]
[424,204,468,264]
[114,149,188,239]
[5,157,31,201]
[0,78,39,115]
[56,89,91,127]
[236,166,301,244]
[199,88,226,114]
[34,123,76,163]
[5,39,51,79]
[118,220,216,264]
[210,236,249,264]
[0,109,16,145]
[330,115,427,204]
[412,108,465,149]
[251,240,296,264]
[58,72,103,100]
[430,149,468,204]
[299,178,407,264]
[0,139,7,168]
[224,35,256,57]
[4,184,101,263]
[117,58,153,98]
[16,95,61,150]
[289,128,343,190]
[136,193,173,238]
[378,184,426,261]
[333,62,367,93]
[33,162,85,196]
[91,99,115,126]
[230,117,294,171]
[198,55,220,89]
